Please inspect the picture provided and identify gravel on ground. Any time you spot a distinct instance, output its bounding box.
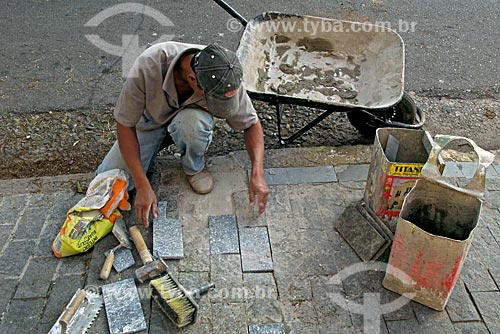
[1,92,498,179]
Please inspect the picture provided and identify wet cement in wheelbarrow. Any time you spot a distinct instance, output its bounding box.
[257,36,364,103]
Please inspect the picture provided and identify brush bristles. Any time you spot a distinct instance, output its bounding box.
[151,275,196,327]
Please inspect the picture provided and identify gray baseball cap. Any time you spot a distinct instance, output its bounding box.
[191,43,243,119]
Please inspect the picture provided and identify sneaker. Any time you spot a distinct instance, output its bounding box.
[186,169,214,194]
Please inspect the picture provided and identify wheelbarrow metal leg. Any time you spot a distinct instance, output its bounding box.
[212,0,248,26]
[274,103,335,146]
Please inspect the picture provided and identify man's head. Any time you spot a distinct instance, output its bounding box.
[190,43,243,119]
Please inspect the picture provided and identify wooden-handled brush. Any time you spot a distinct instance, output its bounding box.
[150,272,215,328]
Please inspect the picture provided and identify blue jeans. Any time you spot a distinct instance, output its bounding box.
[97,108,214,189]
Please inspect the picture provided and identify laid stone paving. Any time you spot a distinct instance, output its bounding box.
[0,147,499,334]
[239,227,273,273]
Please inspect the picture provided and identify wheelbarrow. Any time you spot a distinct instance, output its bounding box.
[213,0,425,145]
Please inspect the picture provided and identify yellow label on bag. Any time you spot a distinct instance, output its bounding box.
[388,163,424,177]
[51,210,118,258]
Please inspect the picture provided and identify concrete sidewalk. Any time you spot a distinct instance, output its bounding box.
[0,145,499,334]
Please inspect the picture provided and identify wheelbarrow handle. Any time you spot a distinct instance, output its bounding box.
[212,0,248,26]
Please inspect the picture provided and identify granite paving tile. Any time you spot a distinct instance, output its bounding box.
[0,224,13,253]
[26,193,56,211]
[493,163,500,176]
[381,291,415,322]
[259,168,290,186]
[178,228,210,272]
[239,227,273,272]
[334,164,370,182]
[274,272,313,302]
[335,201,390,261]
[248,323,285,334]
[309,275,353,328]
[458,161,479,178]
[33,216,61,257]
[270,227,338,276]
[411,302,457,332]
[281,300,319,329]
[56,252,91,276]
[101,278,147,334]
[153,216,184,259]
[0,239,36,277]
[254,166,337,186]
[453,321,490,334]
[209,215,239,255]
[232,190,266,227]
[243,273,278,300]
[341,271,390,334]
[155,200,167,218]
[211,302,248,334]
[442,162,464,177]
[471,225,500,269]
[0,194,31,211]
[287,185,322,216]
[446,279,481,321]
[488,266,500,290]
[0,298,45,334]
[486,165,500,179]
[107,246,135,272]
[0,196,28,226]
[486,178,500,191]
[14,256,58,299]
[264,186,292,218]
[245,298,283,324]
[386,318,421,334]
[0,276,17,316]
[13,206,49,240]
[37,274,86,334]
[286,166,337,184]
[47,192,83,220]
[387,312,458,334]
[460,246,497,292]
[178,186,210,229]
[471,291,500,334]
[207,170,247,216]
[210,254,244,303]
[349,307,389,334]
[319,326,354,334]
[485,190,500,209]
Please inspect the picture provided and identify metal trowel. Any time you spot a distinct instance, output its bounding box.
[48,288,103,334]
[100,216,134,280]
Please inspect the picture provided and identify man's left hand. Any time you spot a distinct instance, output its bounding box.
[248,175,269,216]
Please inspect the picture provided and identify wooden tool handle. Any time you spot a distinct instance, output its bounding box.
[60,289,86,333]
[99,251,115,280]
[129,226,153,264]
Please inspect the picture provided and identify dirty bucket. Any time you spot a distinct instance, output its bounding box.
[364,128,436,231]
[382,135,495,311]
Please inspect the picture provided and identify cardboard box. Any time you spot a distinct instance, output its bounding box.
[364,128,434,226]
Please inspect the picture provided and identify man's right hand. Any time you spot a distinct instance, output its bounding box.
[134,182,158,228]
[116,122,158,228]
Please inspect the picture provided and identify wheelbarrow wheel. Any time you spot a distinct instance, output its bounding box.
[347,92,423,137]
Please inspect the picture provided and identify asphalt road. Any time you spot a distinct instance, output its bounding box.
[0,0,499,114]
